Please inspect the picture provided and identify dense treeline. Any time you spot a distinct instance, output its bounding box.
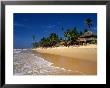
[32,18,96,48]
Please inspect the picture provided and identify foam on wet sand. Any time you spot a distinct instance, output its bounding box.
[13,49,74,75]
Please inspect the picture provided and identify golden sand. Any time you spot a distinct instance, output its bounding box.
[32,44,97,75]
[33,44,97,62]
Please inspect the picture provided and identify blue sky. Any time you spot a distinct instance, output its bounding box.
[14,13,97,48]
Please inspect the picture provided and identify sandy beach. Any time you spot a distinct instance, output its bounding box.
[13,44,97,75]
[14,49,75,75]
[14,13,97,75]
[33,44,97,62]
[32,44,97,75]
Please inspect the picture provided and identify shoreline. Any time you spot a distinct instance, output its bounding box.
[32,51,97,75]
[32,44,97,62]
[13,45,97,75]
[14,49,75,75]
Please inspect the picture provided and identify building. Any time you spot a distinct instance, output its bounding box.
[77,31,97,44]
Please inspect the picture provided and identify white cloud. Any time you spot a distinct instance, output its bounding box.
[14,23,32,29]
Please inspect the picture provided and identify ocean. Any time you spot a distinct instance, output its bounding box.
[13,49,70,75]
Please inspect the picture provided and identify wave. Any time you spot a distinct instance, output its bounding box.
[13,49,70,75]
[13,49,22,54]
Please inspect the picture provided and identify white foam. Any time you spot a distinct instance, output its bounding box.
[13,49,70,75]
[13,49,22,54]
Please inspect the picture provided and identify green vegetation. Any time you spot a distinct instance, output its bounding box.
[39,33,59,47]
[64,27,79,46]
[85,18,93,30]
[32,18,97,48]
[32,35,36,48]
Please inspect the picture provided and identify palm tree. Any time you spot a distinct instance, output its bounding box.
[40,37,49,47]
[32,35,36,48]
[84,29,88,33]
[64,29,71,41]
[61,26,64,31]
[71,27,79,44]
[85,18,93,30]
[72,27,79,36]
[64,27,79,46]
[64,29,74,46]
[80,31,83,36]
[49,33,59,47]
[32,35,35,41]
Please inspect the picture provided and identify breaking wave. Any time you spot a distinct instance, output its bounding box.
[13,49,71,75]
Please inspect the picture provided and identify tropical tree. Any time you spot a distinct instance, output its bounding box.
[39,33,59,47]
[64,29,71,41]
[33,42,40,48]
[71,27,79,44]
[64,27,79,46]
[61,26,64,31]
[79,31,83,36]
[72,27,79,36]
[49,33,59,47]
[84,29,88,33]
[32,35,36,42]
[32,35,36,48]
[85,18,93,30]
[40,37,50,47]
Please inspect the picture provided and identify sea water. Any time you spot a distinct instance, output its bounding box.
[13,49,69,75]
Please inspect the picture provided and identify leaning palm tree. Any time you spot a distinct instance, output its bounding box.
[32,35,36,48]
[32,35,36,42]
[85,18,93,30]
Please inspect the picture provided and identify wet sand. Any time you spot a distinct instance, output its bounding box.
[14,49,75,75]
[32,51,97,75]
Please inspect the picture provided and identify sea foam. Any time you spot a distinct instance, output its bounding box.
[13,49,70,75]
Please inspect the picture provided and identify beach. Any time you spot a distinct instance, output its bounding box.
[32,44,97,75]
[33,44,97,62]
[13,49,77,75]
[13,44,97,75]
[14,13,97,75]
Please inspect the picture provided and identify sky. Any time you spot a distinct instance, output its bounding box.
[14,13,97,48]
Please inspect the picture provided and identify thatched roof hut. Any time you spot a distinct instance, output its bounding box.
[77,31,97,43]
[79,31,97,38]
